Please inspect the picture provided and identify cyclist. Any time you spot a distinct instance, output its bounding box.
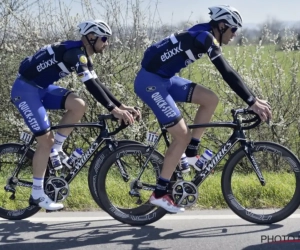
[11,20,140,211]
[134,5,272,213]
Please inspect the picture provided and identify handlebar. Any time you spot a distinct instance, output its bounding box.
[97,114,130,136]
[98,114,119,122]
[231,108,262,130]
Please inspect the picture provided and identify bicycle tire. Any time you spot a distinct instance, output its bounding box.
[222,141,300,224]
[95,144,170,226]
[0,143,42,220]
[88,139,143,212]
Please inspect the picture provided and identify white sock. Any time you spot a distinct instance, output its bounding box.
[52,132,67,151]
[31,177,44,199]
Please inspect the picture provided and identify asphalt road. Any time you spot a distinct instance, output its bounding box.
[1,210,300,250]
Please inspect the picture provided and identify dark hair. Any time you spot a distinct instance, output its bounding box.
[209,20,220,28]
[209,19,230,28]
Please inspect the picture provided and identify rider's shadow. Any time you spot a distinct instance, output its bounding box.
[0,220,283,250]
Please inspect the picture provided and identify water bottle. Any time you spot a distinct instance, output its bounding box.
[50,149,62,170]
[64,148,83,169]
[194,149,213,171]
[180,153,190,173]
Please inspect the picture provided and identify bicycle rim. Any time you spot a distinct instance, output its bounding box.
[96,144,169,226]
[222,141,300,224]
[0,143,41,220]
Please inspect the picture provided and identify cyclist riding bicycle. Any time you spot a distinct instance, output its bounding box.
[11,20,140,211]
[134,5,272,213]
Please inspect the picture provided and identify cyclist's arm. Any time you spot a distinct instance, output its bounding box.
[63,50,116,111]
[89,68,122,108]
[195,32,256,106]
[212,55,256,105]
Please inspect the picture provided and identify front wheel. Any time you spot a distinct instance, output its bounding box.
[222,141,300,224]
[88,139,143,212]
[95,144,170,226]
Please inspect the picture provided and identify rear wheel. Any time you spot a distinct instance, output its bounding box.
[0,143,42,220]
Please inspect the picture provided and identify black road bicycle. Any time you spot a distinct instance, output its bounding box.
[94,108,300,226]
[0,114,142,220]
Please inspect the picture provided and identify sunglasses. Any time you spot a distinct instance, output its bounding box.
[94,34,109,42]
[101,36,108,42]
[225,24,238,33]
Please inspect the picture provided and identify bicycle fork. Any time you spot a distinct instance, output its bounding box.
[242,141,266,186]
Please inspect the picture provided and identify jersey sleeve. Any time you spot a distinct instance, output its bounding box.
[193,32,256,106]
[87,63,122,108]
[194,31,222,61]
[63,49,118,111]
[63,49,94,82]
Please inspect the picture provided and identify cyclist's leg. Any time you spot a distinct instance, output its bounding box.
[42,85,87,153]
[11,78,63,210]
[134,68,189,213]
[169,76,219,156]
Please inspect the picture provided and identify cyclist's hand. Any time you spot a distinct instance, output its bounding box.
[119,104,142,122]
[255,98,271,110]
[249,98,272,122]
[111,107,134,125]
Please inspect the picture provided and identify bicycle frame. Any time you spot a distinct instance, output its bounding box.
[14,115,126,186]
[134,109,265,190]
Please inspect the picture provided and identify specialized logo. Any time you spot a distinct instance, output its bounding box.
[74,142,99,170]
[78,55,88,64]
[151,92,177,118]
[205,142,232,171]
[18,102,41,131]
[36,54,58,72]
[161,42,183,62]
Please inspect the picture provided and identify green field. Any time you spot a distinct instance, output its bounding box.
[1,44,300,212]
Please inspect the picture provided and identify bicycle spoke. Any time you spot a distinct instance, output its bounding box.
[223,141,300,224]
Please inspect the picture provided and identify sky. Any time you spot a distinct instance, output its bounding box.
[26,0,300,28]
[148,0,300,24]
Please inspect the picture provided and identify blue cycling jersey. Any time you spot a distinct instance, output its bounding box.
[141,23,221,78]
[18,40,96,88]
[135,22,257,127]
[11,40,113,136]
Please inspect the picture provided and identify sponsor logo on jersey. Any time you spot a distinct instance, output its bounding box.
[185,59,193,66]
[75,62,80,71]
[151,92,177,118]
[77,71,93,82]
[78,72,85,78]
[213,38,219,47]
[36,54,58,72]
[146,86,156,92]
[160,42,183,62]
[78,55,88,64]
[155,39,169,49]
[59,71,69,78]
